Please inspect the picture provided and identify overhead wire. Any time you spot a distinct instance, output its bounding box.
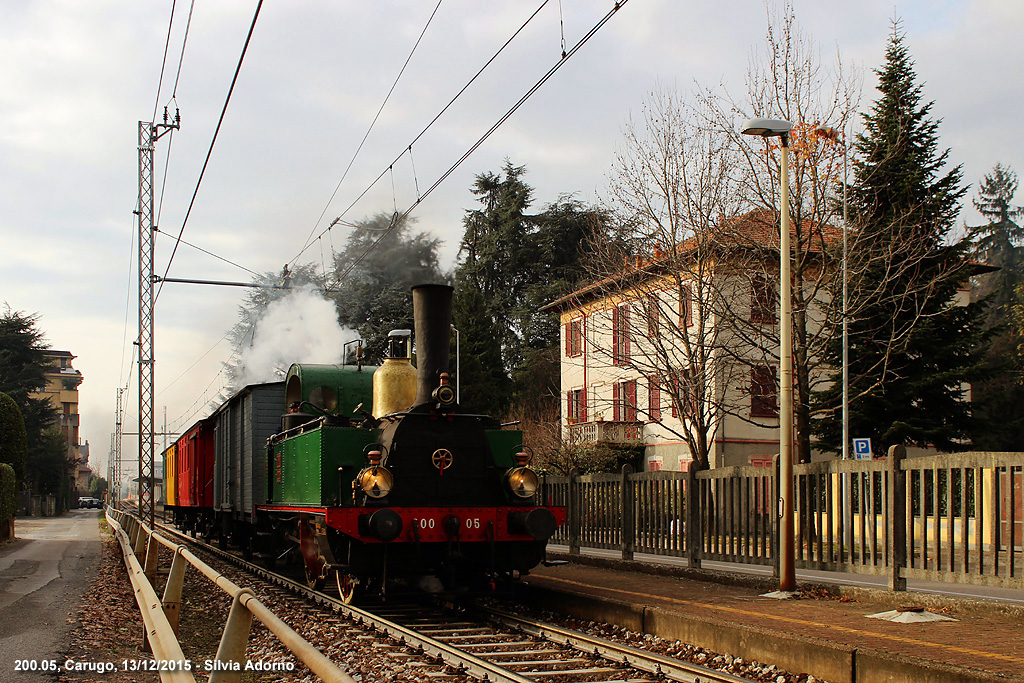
[325,0,629,285]
[151,1,177,125]
[156,0,265,305]
[157,333,230,398]
[296,0,446,261]
[118,210,138,391]
[170,0,196,99]
[155,231,262,278]
[288,0,551,268]
[153,0,196,229]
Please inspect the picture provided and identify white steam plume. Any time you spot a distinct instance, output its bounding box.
[236,286,354,387]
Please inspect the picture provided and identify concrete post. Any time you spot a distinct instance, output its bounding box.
[887,444,907,591]
[621,464,634,561]
[144,533,160,584]
[210,589,255,683]
[162,549,188,634]
[133,523,147,559]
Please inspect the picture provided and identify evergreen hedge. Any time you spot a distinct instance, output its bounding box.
[0,463,15,526]
[0,392,27,486]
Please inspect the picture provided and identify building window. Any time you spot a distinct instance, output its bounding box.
[751,276,775,324]
[679,282,693,328]
[646,295,660,336]
[612,304,631,365]
[613,379,638,422]
[564,318,584,357]
[750,365,778,418]
[567,388,587,424]
[648,377,662,421]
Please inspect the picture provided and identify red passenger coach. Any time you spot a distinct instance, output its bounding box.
[167,417,217,535]
[177,419,215,507]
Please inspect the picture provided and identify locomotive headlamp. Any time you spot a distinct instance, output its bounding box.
[358,450,393,498]
[431,372,456,407]
[506,466,539,498]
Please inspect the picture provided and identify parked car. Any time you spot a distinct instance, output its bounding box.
[78,497,100,509]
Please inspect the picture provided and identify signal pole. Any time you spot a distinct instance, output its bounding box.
[136,108,179,526]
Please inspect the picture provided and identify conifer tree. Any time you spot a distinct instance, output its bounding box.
[969,163,1024,323]
[813,24,988,453]
[453,161,615,417]
[968,164,1024,449]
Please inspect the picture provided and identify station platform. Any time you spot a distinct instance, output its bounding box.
[523,551,1024,683]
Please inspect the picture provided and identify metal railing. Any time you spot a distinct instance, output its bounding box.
[566,420,645,445]
[541,448,1024,590]
[105,508,356,682]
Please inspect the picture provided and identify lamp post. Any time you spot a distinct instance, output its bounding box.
[450,324,460,404]
[741,117,796,592]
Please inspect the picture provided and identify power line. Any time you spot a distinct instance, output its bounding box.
[157,333,230,398]
[170,0,196,100]
[118,211,137,391]
[289,0,551,269]
[297,0,446,261]
[327,0,630,284]
[155,229,262,278]
[151,0,177,125]
[156,0,264,305]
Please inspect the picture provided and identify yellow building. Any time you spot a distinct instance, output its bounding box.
[30,351,89,492]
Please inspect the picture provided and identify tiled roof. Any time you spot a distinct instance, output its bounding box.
[543,208,839,312]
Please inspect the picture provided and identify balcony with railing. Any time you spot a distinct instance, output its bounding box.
[567,420,645,445]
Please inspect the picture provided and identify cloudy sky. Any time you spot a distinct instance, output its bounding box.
[1,0,1020,480]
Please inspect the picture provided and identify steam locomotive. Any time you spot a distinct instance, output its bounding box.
[164,284,564,602]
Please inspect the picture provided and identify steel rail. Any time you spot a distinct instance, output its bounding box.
[480,605,752,683]
[155,517,744,683]
[154,519,537,683]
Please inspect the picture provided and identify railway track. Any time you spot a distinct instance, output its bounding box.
[157,521,770,683]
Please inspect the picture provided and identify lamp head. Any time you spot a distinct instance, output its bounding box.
[740,118,793,137]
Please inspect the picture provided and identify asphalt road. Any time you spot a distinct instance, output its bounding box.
[0,509,102,683]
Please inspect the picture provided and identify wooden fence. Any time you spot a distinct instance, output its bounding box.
[541,448,1023,590]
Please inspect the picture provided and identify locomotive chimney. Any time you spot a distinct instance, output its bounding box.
[412,284,454,407]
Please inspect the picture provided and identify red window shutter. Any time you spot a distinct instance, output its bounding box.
[618,305,626,360]
[613,381,621,421]
[611,307,620,364]
[622,378,630,421]
[648,377,661,421]
[647,295,659,336]
[680,284,692,327]
[581,387,588,422]
[564,322,571,356]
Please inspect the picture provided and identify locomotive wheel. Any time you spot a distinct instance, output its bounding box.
[305,562,326,590]
[335,571,361,605]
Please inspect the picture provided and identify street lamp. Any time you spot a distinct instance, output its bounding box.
[741,117,796,592]
[450,324,460,404]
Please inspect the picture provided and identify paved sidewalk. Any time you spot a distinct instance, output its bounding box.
[0,510,103,683]
[527,552,1024,682]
